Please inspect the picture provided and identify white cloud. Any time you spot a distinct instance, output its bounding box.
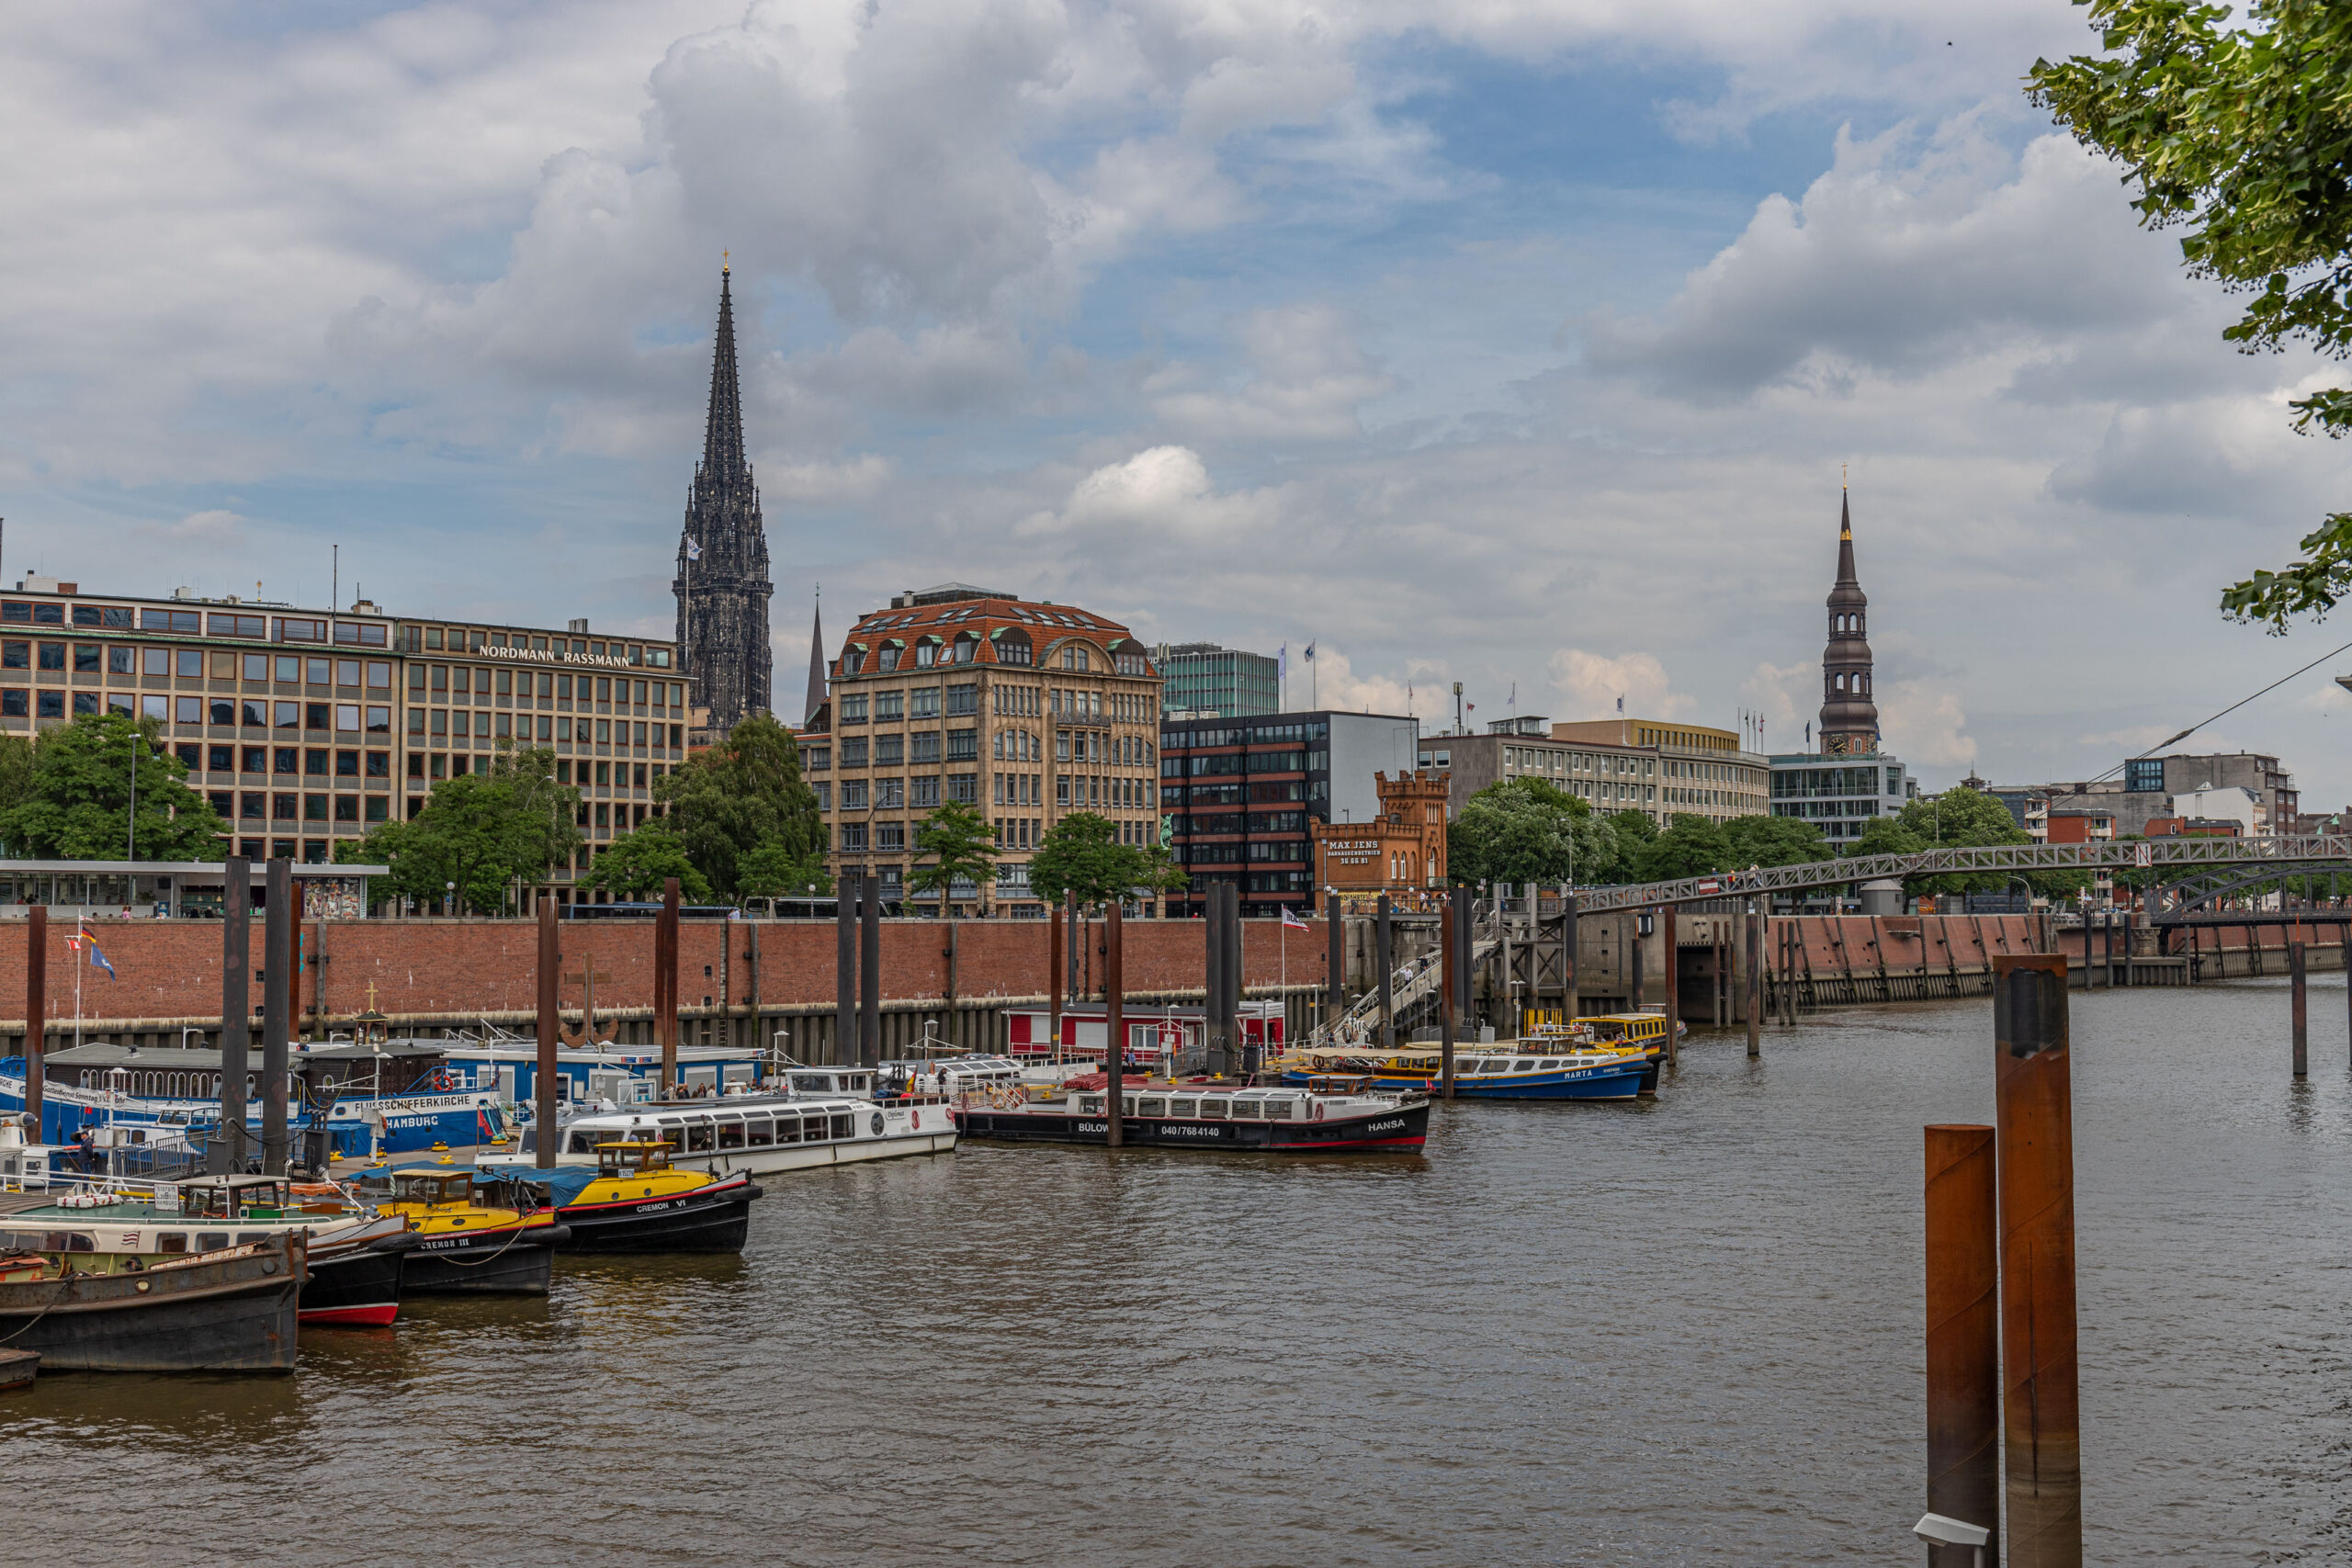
[1547,649,1691,723]
[1881,679,1978,769]
[1150,304,1396,442]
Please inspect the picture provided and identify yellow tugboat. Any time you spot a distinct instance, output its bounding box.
[371,1168,568,1294]
[502,1138,760,1254]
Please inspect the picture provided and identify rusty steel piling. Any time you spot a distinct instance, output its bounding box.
[22,905,44,1143]
[656,876,681,1089]
[1993,953,2083,1567]
[1440,891,1456,1100]
[212,862,246,1173]
[2291,940,2309,1077]
[260,858,291,1174]
[536,895,559,1168]
[1745,904,1761,1058]
[1926,1123,2001,1565]
[1661,904,1679,1067]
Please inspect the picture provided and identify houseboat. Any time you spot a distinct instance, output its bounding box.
[0,1226,304,1371]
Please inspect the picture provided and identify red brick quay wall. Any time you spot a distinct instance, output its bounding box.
[0,916,1336,1061]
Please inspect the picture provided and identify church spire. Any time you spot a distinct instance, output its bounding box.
[804,589,827,725]
[700,260,748,484]
[1818,486,1878,757]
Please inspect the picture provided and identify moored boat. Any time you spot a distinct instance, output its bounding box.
[484,1090,953,1180]
[490,1139,761,1254]
[0,1230,303,1372]
[954,1076,1430,1153]
[1282,1045,1649,1101]
[362,1167,566,1294]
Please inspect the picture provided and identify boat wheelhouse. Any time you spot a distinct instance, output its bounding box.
[361,1168,565,1294]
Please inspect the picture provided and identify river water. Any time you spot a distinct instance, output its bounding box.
[14,980,2351,1564]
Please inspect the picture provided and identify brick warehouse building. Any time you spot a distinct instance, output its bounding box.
[808,583,1164,914]
[0,574,678,897]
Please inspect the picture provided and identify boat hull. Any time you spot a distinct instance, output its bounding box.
[0,1239,301,1372]
[956,1101,1429,1152]
[556,1179,760,1254]
[1283,1063,1651,1101]
[401,1224,567,1294]
[300,1240,407,1327]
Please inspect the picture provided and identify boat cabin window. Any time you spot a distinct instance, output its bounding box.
[684,1122,715,1153]
[1197,1099,1227,1119]
[745,1119,773,1147]
[774,1115,800,1145]
[830,1113,854,1141]
[1169,1099,1196,1117]
[1511,1061,1535,1073]
[157,1234,187,1254]
[1262,1099,1297,1121]
[716,1119,745,1151]
[790,1074,832,1094]
[1231,1101,1261,1120]
[43,1231,94,1253]
[196,1232,229,1252]
[235,1232,267,1247]
[1539,1060,1560,1071]
[1138,1098,1166,1117]
[594,1142,673,1177]
[1076,1095,1104,1115]
[567,1130,607,1155]
[394,1173,472,1205]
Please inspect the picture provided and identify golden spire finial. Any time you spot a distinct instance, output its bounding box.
[722,249,730,275]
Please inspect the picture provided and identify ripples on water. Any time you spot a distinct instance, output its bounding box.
[12,981,2350,1564]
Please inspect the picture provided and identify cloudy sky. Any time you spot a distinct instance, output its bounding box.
[6,1,2350,800]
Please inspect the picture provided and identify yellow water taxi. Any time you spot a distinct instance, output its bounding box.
[372,1168,567,1294]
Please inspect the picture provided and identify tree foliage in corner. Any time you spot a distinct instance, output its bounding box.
[1446,777,1618,886]
[2030,1,2352,630]
[656,714,825,898]
[0,713,222,860]
[583,822,713,903]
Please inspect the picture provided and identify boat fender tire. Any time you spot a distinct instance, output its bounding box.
[369,1232,430,1254]
[532,1224,573,1248]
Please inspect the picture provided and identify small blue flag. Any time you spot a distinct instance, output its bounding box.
[89,942,116,980]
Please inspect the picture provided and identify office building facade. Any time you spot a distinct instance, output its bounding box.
[1768,754,1913,840]
[811,584,1163,913]
[1162,708,1419,917]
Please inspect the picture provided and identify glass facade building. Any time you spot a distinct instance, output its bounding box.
[1156,642,1280,719]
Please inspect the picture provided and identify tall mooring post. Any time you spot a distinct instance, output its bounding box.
[1454,888,1474,1041]
[656,876,681,1090]
[1993,953,2083,1566]
[21,905,44,1143]
[1203,889,1225,1073]
[859,874,881,1067]
[1661,905,1679,1068]
[212,859,248,1174]
[1048,894,1066,1066]
[1375,894,1395,1054]
[1225,884,1250,1074]
[835,881,857,1066]
[261,858,292,1174]
[1745,903,1762,1059]
[1327,892,1345,1028]
[1440,889,1457,1101]
[1104,902,1125,1148]
[2290,940,2309,1077]
[1628,912,1644,1014]
[1924,1122,2000,1564]
[536,894,560,1168]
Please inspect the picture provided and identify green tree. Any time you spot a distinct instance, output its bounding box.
[0,734,36,820]
[1634,814,1736,882]
[1722,813,1832,868]
[907,799,997,914]
[656,715,825,898]
[1030,811,1179,909]
[583,822,714,902]
[737,839,833,902]
[1599,809,1659,884]
[2030,3,2352,629]
[0,712,222,860]
[343,741,581,913]
[1445,777,1617,887]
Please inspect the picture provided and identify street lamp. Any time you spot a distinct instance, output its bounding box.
[445,880,456,918]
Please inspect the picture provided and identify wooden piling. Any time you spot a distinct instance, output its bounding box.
[260,858,291,1174]
[1925,1122,2001,1564]
[1440,891,1456,1100]
[836,881,858,1066]
[860,875,881,1067]
[2291,940,2309,1077]
[536,895,560,1169]
[1105,903,1124,1148]
[213,860,247,1173]
[22,905,44,1142]
[656,876,681,1088]
[1993,954,2083,1566]
[1745,904,1761,1058]
[1661,905,1679,1067]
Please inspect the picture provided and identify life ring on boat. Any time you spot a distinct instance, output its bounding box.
[1310,1101,1325,1121]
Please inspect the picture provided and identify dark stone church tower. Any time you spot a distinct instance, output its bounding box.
[673,264,773,730]
[1818,489,1879,756]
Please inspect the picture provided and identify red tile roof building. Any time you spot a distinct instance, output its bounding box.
[805,583,1163,914]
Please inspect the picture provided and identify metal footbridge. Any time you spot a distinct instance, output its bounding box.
[1569,833,2352,914]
